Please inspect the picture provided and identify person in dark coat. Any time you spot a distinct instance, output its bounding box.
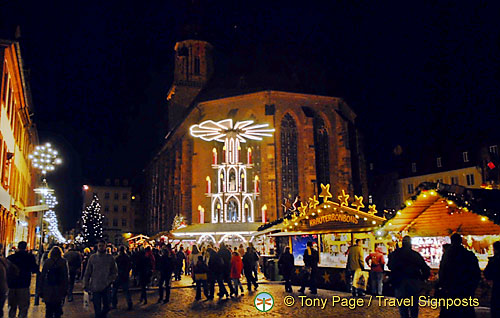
[7,241,39,318]
[193,256,209,301]
[206,247,219,300]
[242,247,259,292]
[63,244,81,302]
[175,247,185,281]
[388,236,430,318]
[217,243,236,298]
[439,234,481,318]
[278,247,295,293]
[299,241,319,295]
[136,248,152,304]
[484,241,500,318]
[158,244,175,303]
[39,246,69,318]
[111,246,132,310]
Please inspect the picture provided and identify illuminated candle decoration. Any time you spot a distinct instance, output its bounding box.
[206,176,211,194]
[254,176,260,194]
[198,205,205,224]
[247,148,252,164]
[212,148,217,165]
[262,204,267,223]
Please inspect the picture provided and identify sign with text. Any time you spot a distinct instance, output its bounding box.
[309,212,359,227]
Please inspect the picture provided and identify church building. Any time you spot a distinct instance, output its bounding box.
[143,37,368,245]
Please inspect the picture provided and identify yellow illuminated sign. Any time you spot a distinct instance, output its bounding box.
[309,212,359,226]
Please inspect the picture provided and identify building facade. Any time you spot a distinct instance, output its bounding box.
[143,39,368,239]
[83,179,137,245]
[0,40,38,251]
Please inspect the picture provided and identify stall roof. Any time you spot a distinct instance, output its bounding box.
[172,222,263,236]
[382,182,500,237]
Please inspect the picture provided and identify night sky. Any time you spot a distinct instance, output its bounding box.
[1,0,499,230]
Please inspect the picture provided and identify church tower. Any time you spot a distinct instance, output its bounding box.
[166,39,213,131]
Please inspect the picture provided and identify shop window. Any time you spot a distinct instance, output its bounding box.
[291,234,318,266]
[407,184,414,194]
[319,233,351,267]
[313,115,330,193]
[280,114,299,203]
[466,174,475,186]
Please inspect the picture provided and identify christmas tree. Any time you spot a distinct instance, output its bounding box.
[172,214,186,230]
[81,194,104,246]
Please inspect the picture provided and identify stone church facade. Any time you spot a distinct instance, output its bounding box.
[143,39,368,236]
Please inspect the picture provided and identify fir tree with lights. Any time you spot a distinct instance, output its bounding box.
[172,214,186,231]
[81,194,104,246]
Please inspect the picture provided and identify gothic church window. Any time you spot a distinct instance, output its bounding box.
[280,114,299,202]
[313,116,330,193]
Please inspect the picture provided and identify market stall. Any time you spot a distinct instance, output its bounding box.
[256,184,390,289]
[381,182,500,269]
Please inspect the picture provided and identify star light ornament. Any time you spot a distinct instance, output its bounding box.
[28,143,62,175]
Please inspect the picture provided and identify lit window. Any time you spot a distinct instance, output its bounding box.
[436,157,442,168]
[463,152,469,163]
[490,145,498,155]
[466,174,475,186]
[411,163,417,173]
[407,184,414,194]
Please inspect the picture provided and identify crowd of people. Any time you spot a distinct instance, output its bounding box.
[0,240,261,318]
[0,234,499,318]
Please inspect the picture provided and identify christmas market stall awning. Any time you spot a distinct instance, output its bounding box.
[259,184,387,234]
[381,182,500,237]
[172,222,264,238]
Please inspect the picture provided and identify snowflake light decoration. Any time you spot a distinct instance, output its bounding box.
[28,143,62,175]
[190,119,275,143]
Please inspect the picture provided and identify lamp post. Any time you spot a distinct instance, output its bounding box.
[28,142,62,305]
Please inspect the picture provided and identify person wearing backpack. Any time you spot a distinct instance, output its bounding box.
[365,246,385,296]
[7,241,39,318]
[39,246,69,318]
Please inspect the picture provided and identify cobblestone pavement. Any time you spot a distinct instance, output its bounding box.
[3,274,490,318]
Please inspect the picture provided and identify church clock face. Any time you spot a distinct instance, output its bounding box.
[190,119,274,223]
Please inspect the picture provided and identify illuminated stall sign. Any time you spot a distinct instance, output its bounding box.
[309,212,359,226]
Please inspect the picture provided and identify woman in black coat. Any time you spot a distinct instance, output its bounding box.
[39,246,69,318]
[278,247,295,293]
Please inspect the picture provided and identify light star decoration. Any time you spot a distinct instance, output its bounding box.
[190,119,275,143]
[338,190,349,206]
[351,195,365,211]
[368,204,378,215]
[319,184,333,203]
[298,202,309,217]
[322,272,331,283]
[308,195,320,209]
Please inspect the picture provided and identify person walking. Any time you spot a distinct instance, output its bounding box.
[388,236,430,318]
[278,246,294,293]
[111,246,132,310]
[346,239,365,297]
[206,247,218,300]
[484,241,500,318]
[6,241,39,318]
[366,246,385,296]
[299,241,319,295]
[189,245,201,285]
[193,256,209,301]
[39,246,69,318]
[248,244,260,283]
[158,244,175,304]
[438,233,481,318]
[230,250,243,297]
[175,247,185,281]
[63,244,81,302]
[242,247,259,292]
[0,243,15,318]
[83,240,118,318]
[136,247,153,304]
[80,248,91,280]
[217,243,236,298]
